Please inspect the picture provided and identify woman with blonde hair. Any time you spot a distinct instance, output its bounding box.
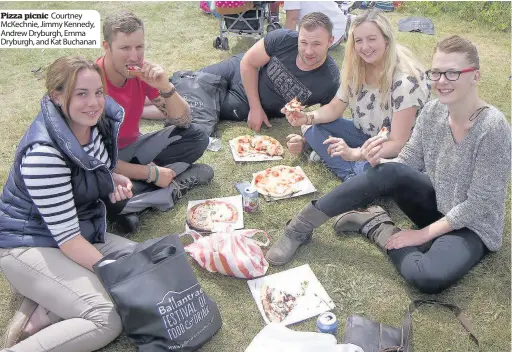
[0,56,134,351]
[285,8,430,181]
[267,35,511,294]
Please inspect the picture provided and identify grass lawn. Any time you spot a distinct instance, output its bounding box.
[0,2,510,351]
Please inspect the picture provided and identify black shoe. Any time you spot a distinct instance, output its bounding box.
[112,213,140,235]
[171,164,214,202]
[174,163,214,185]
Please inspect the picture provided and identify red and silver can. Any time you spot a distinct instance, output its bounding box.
[242,186,259,213]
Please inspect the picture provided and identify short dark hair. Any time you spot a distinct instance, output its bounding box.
[435,35,480,69]
[298,12,333,37]
[103,11,144,46]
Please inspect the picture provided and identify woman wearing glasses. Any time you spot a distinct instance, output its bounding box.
[284,9,430,181]
[266,35,511,294]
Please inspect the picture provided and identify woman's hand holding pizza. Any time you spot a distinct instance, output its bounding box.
[360,135,386,166]
[323,136,361,161]
[286,134,305,155]
[281,108,307,127]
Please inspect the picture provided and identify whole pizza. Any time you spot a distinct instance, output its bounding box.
[251,165,306,198]
[186,200,239,232]
[260,283,298,323]
[231,135,284,158]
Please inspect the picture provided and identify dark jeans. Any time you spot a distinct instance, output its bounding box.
[304,118,371,181]
[200,53,249,121]
[107,124,209,215]
[316,162,487,294]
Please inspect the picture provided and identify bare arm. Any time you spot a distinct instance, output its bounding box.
[114,159,150,181]
[310,96,349,124]
[60,235,103,271]
[284,10,300,30]
[151,84,192,128]
[422,217,453,240]
[379,106,417,158]
[240,39,271,112]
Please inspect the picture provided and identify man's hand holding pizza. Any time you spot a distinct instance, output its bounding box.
[131,61,172,92]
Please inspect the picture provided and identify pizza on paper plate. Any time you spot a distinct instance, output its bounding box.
[252,165,306,198]
[232,135,284,158]
[378,127,389,140]
[260,283,298,323]
[186,200,239,232]
[284,97,304,113]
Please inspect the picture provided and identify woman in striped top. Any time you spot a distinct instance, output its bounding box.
[0,56,134,351]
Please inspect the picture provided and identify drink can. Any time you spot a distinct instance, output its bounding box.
[316,312,338,335]
[242,186,259,213]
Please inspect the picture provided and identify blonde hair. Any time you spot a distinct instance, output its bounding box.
[46,56,106,120]
[341,9,424,106]
[435,35,479,68]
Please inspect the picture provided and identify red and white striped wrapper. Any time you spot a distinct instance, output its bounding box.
[184,229,270,279]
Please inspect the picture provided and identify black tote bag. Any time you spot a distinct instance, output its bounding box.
[93,234,222,352]
[170,71,228,136]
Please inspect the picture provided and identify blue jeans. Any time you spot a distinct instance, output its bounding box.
[304,118,371,181]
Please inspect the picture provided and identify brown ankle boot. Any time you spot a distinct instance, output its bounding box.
[333,206,399,251]
[265,201,330,266]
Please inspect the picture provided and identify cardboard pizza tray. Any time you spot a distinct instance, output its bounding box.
[229,138,284,162]
[185,195,244,233]
[252,166,317,202]
[247,264,335,326]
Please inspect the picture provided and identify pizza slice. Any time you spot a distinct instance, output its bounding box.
[284,97,304,113]
[260,283,298,323]
[232,135,255,157]
[378,127,389,140]
[126,64,143,77]
[251,136,284,157]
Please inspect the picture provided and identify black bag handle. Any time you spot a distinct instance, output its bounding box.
[401,299,480,352]
[151,246,177,264]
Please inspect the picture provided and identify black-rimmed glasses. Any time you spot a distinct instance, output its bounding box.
[425,68,478,81]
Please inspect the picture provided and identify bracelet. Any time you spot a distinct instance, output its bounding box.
[145,164,154,183]
[305,112,315,125]
[153,166,160,184]
[159,85,176,98]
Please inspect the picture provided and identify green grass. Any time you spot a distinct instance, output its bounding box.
[0,2,510,352]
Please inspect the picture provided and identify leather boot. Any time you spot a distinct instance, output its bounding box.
[333,206,399,251]
[265,201,330,266]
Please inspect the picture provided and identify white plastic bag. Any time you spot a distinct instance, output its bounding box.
[245,323,364,352]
